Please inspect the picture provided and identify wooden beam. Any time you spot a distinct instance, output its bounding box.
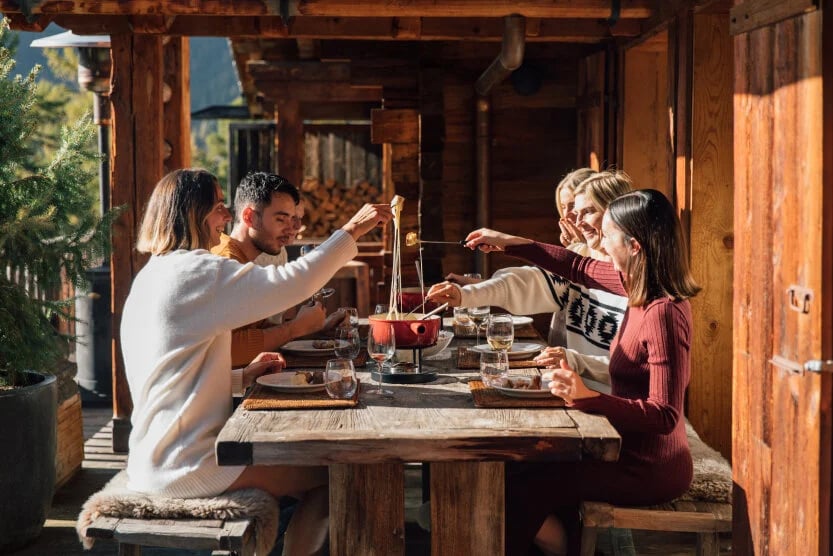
[247,60,351,81]
[370,109,420,144]
[276,98,304,188]
[256,81,382,103]
[293,0,654,18]
[163,36,191,171]
[729,0,818,35]
[0,0,654,18]
[109,32,166,451]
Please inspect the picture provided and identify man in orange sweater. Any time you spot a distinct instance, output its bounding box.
[212,172,343,367]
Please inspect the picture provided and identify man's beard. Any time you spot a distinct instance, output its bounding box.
[251,234,284,257]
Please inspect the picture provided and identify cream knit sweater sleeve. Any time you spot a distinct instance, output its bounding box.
[458,266,566,315]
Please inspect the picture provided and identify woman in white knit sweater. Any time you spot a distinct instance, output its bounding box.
[120,168,390,555]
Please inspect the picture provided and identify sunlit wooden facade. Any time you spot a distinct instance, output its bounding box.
[3,1,831,553]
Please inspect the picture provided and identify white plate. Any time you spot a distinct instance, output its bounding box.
[470,342,545,360]
[510,316,533,326]
[493,385,555,399]
[256,372,328,393]
[281,339,346,355]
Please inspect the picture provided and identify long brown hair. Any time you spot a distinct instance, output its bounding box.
[607,189,701,306]
[136,168,220,255]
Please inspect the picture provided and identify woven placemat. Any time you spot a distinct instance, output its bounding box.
[456,347,542,370]
[453,323,541,340]
[242,381,360,411]
[283,350,368,369]
[468,380,566,408]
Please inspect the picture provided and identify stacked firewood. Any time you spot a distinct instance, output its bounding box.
[299,177,383,240]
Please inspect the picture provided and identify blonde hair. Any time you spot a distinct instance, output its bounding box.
[554,168,595,217]
[136,168,220,255]
[574,169,634,213]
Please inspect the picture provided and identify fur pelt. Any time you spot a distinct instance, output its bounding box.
[678,421,732,504]
[76,470,278,555]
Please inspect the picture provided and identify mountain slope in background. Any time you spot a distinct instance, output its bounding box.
[8,22,241,110]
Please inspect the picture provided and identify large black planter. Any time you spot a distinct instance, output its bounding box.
[0,372,57,551]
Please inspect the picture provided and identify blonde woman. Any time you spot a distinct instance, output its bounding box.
[121,168,391,555]
[568,169,634,259]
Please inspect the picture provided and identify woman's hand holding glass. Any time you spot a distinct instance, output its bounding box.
[324,358,358,400]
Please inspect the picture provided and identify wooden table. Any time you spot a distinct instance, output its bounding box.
[216,327,621,555]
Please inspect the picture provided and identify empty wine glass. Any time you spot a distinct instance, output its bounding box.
[367,323,395,397]
[335,327,361,360]
[374,304,389,316]
[469,305,490,346]
[324,358,358,400]
[299,244,333,302]
[486,314,514,356]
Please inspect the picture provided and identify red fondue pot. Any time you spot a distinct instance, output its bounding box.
[398,287,439,313]
[368,313,441,348]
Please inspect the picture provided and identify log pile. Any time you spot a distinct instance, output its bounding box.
[300,177,383,240]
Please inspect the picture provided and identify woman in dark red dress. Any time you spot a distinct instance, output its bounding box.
[465,189,701,556]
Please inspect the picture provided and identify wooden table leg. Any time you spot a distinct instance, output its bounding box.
[329,463,405,556]
[430,461,505,556]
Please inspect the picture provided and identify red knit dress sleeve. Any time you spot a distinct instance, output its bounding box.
[572,299,691,433]
[506,241,627,296]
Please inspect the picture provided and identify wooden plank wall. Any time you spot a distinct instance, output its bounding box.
[620,33,670,196]
[733,9,828,554]
[440,56,579,276]
[576,51,606,170]
[687,12,734,461]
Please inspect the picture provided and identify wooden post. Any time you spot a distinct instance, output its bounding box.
[430,462,505,555]
[329,464,405,555]
[109,32,165,452]
[163,36,191,171]
[276,98,303,188]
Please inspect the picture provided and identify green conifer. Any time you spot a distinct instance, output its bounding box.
[0,20,114,386]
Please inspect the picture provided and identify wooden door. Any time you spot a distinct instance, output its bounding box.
[733,7,832,555]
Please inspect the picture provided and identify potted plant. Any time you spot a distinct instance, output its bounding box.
[0,20,113,551]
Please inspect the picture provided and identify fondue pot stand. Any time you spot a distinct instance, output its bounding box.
[368,314,440,384]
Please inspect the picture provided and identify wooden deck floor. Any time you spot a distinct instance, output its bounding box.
[7,406,731,555]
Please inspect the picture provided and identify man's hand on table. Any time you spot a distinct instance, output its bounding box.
[242,352,286,388]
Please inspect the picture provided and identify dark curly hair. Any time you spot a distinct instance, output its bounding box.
[233,172,299,222]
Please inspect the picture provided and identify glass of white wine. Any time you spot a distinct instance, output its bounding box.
[469,305,490,346]
[367,323,395,397]
[486,314,514,356]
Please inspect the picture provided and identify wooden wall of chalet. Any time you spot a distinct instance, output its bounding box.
[437,50,580,278]
[732,7,831,554]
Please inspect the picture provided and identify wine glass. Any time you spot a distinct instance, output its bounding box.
[335,327,361,360]
[486,314,514,357]
[367,323,395,397]
[324,358,358,400]
[299,244,334,302]
[374,304,389,316]
[480,350,509,387]
[469,306,490,346]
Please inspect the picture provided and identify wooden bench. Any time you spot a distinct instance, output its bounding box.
[77,471,277,556]
[84,515,257,555]
[580,422,732,556]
